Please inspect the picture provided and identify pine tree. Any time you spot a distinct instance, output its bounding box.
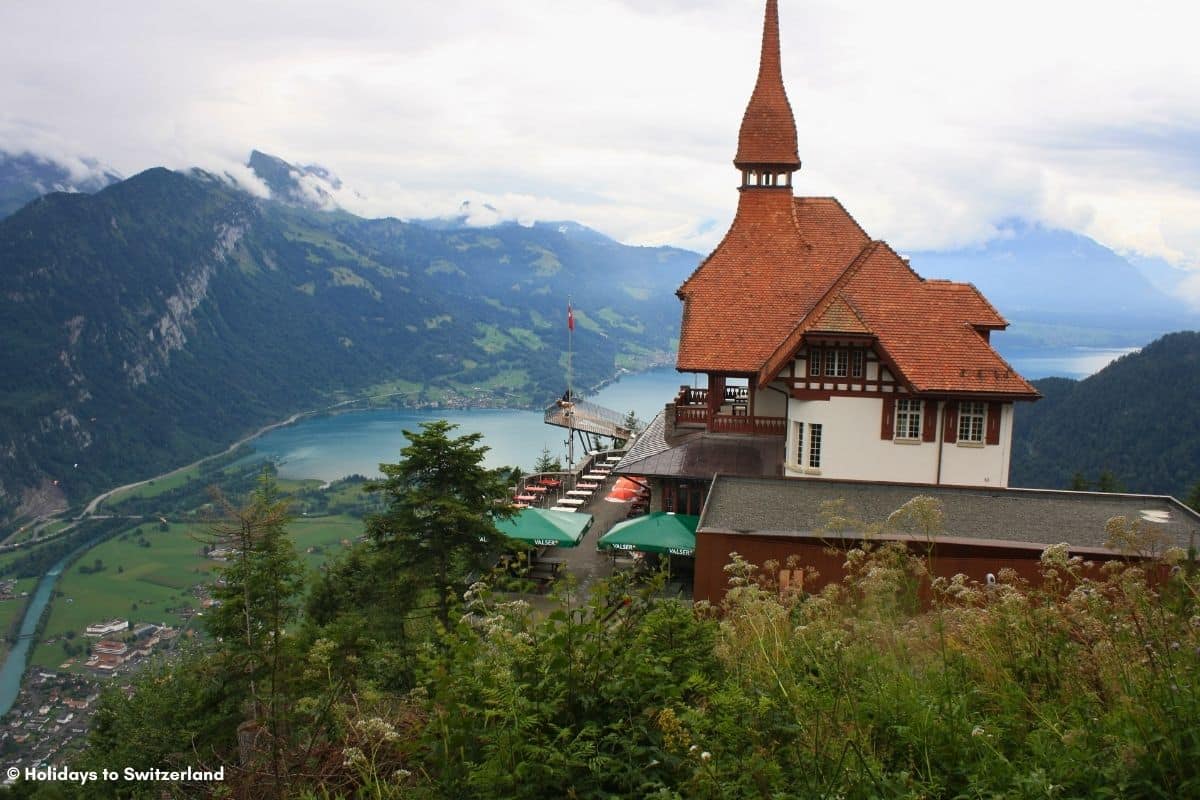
[202,470,304,796]
[533,445,562,474]
[366,421,513,630]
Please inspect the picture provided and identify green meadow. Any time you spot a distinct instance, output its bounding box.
[29,515,364,669]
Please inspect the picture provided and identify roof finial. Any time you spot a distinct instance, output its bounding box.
[734,0,801,172]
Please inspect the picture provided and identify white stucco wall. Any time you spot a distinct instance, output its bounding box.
[939,402,1011,488]
[755,384,789,417]
[784,396,1012,487]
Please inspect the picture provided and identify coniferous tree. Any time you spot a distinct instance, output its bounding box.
[366,421,513,630]
[202,471,305,796]
[532,446,562,474]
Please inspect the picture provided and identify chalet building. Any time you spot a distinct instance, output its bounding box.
[614,0,1200,601]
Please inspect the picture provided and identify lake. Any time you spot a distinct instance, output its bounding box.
[247,368,693,481]
[248,346,1128,484]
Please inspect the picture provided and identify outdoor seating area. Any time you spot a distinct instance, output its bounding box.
[491,449,695,601]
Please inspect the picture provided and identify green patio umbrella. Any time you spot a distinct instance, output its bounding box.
[495,508,593,548]
[597,512,698,556]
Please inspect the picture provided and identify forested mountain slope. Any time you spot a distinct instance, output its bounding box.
[0,166,698,522]
[1011,331,1200,496]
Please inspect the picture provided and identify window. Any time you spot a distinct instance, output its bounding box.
[895,399,922,440]
[808,423,822,469]
[809,349,821,376]
[824,349,848,377]
[850,349,864,378]
[792,421,804,466]
[958,401,986,442]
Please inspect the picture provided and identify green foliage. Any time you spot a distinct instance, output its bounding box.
[531,446,561,474]
[1012,331,1200,496]
[202,471,306,791]
[416,575,720,799]
[76,655,243,799]
[365,421,513,630]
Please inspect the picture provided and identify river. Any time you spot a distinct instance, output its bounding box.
[0,538,101,715]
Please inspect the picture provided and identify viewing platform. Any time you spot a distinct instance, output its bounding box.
[544,398,634,441]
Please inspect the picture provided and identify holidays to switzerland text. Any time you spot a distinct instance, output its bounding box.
[8,765,225,784]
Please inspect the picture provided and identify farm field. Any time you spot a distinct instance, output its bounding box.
[28,515,363,669]
[0,578,39,655]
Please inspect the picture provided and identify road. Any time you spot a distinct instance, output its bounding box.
[80,411,309,516]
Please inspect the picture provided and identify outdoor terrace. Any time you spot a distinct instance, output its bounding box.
[673,385,786,436]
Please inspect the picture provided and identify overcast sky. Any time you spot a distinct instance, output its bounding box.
[2,0,1199,278]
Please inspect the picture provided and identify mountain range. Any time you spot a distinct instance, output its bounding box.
[0,151,121,218]
[0,153,698,524]
[910,221,1199,353]
[2,148,1198,525]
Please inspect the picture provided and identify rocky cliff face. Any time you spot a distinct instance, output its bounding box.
[0,164,697,525]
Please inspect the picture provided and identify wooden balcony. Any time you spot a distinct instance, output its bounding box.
[673,404,785,436]
[711,414,786,436]
[676,385,748,404]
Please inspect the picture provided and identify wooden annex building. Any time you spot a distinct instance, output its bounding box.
[613,0,1200,602]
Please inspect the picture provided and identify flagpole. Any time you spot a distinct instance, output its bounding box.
[567,297,575,471]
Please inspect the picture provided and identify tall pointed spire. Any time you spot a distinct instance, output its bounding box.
[734,0,801,177]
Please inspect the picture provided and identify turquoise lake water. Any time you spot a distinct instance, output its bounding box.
[247,348,1130,483]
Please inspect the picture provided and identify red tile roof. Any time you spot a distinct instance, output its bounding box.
[828,244,1037,397]
[811,295,870,334]
[676,192,868,374]
[735,0,800,169]
[676,0,1037,400]
[678,195,1038,398]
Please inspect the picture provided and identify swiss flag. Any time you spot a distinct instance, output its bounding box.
[567,304,574,331]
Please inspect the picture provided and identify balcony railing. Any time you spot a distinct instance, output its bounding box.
[676,386,708,405]
[673,404,786,436]
[710,414,786,436]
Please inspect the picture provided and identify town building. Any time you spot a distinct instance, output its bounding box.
[614,0,1200,602]
[84,619,128,637]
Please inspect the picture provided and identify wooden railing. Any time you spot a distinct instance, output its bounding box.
[675,406,709,426]
[724,386,749,402]
[710,414,787,436]
[675,386,748,404]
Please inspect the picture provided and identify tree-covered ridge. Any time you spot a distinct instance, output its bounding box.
[0,167,698,523]
[1010,330,1200,496]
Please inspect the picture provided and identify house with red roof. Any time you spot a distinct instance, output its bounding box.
[620,0,1037,511]
[612,0,1200,604]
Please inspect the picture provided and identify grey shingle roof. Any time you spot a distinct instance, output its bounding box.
[613,413,785,480]
[700,475,1200,552]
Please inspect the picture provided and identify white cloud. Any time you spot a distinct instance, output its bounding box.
[1,0,1198,275]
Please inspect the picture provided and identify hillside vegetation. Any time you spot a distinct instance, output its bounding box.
[0,164,697,523]
[15,477,1199,800]
[1011,330,1200,496]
